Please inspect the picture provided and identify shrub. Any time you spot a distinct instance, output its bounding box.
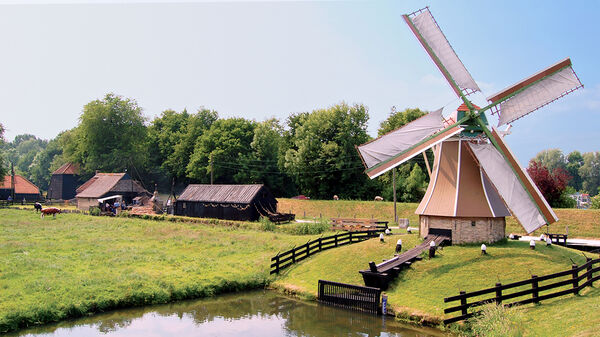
[286,219,329,235]
[259,217,276,232]
[591,195,600,209]
[469,303,525,337]
[89,207,101,216]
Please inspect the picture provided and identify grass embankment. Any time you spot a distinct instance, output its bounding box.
[0,208,319,333]
[279,198,600,238]
[273,235,598,336]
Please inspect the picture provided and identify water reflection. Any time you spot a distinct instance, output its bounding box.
[8,291,449,337]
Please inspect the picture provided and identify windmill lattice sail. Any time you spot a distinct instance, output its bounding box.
[487,58,583,126]
[403,8,480,97]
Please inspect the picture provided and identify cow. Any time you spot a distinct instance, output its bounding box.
[374,196,384,201]
[40,207,61,219]
[34,202,42,213]
[333,195,339,200]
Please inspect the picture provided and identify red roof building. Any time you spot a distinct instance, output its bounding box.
[0,175,41,201]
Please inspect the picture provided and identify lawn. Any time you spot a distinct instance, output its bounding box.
[0,208,315,333]
[278,198,600,238]
[273,234,598,336]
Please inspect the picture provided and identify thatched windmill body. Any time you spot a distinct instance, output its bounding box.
[357,7,583,244]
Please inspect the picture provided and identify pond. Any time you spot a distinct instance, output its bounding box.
[8,291,450,337]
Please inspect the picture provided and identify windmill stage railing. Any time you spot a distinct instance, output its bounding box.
[443,257,600,324]
[270,230,383,275]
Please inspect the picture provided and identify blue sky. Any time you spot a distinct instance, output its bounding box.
[0,0,598,165]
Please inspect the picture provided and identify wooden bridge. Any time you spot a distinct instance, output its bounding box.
[360,234,450,290]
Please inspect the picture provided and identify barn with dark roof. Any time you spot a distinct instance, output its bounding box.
[174,184,277,221]
[48,163,80,200]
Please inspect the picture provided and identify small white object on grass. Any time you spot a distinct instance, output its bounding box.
[481,244,487,255]
[429,241,436,248]
[379,233,384,242]
[530,240,536,250]
[385,228,391,235]
[546,237,552,246]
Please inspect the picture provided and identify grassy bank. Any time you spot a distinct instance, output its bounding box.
[278,198,600,238]
[0,209,317,333]
[273,235,598,336]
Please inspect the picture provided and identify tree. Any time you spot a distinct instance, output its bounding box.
[169,109,218,181]
[283,103,376,199]
[75,93,148,176]
[235,119,296,196]
[565,151,583,191]
[579,152,600,196]
[527,160,573,208]
[378,106,427,135]
[533,149,566,172]
[186,117,257,183]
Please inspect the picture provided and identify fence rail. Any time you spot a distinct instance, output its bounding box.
[318,280,381,314]
[443,257,600,324]
[270,230,383,274]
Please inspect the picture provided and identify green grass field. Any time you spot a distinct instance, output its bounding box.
[278,198,600,238]
[0,208,319,333]
[273,234,598,336]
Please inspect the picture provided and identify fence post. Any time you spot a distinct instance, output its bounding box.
[532,275,539,304]
[335,234,338,247]
[495,283,502,305]
[460,291,467,317]
[292,248,296,264]
[275,255,280,274]
[349,231,353,243]
[306,242,310,257]
[319,237,322,251]
[586,257,593,286]
[572,264,579,295]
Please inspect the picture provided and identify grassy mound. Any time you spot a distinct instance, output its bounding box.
[0,209,316,333]
[273,234,597,335]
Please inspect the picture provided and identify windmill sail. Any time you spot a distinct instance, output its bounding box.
[357,108,464,179]
[468,129,558,233]
[488,58,583,126]
[403,8,480,98]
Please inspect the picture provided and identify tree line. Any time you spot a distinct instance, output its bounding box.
[0,94,429,201]
[0,93,598,206]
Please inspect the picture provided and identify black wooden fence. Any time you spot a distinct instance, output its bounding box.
[318,280,381,314]
[444,257,600,324]
[270,230,383,274]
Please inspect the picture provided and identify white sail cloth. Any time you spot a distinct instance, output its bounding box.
[411,9,480,94]
[358,108,444,169]
[468,142,547,233]
[496,66,581,126]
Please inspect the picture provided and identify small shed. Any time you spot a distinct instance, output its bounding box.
[174,184,277,221]
[76,172,150,210]
[47,163,80,200]
[0,174,42,201]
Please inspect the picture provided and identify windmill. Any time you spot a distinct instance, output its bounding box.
[356,7,583,244]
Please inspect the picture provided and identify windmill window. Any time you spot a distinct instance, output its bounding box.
[471,221,476,227]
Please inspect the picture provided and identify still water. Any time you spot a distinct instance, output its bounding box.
[8,291,449,337]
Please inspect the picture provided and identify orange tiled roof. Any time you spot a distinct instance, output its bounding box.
[52,162,79,175]
[0,175,41,194]
[456,103,481,111]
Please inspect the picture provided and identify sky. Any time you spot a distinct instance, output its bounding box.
[0,0,598,165]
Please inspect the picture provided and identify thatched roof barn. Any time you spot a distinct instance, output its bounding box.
[76,172,150,210]
[174,184,277,221]
[48,163,80,200]
[0,174,41,201]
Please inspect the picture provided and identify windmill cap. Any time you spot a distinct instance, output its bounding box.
[456,102,481,111]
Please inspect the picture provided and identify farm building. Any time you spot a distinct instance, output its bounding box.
[47,162,80,200]
[174,184,277,221]
[0,174,42,201]
[75,172,150,210]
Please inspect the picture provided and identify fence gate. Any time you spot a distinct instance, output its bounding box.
[318,280,381,314]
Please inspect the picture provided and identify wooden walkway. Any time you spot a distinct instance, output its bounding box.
[360,234,450,289]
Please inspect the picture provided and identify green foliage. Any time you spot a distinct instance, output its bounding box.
[259,216,277,231]
[89,206,101,216]
[0,124,5,178]
[377,106,426,136]
[580,151,600,196]
[591,195,600,209]
[566,151,583,191]
[284,219,329,235]
[533,148,566,172]
[469,304,525,337]
[74,93,148,176]
[187,117,257,183]
[283,102,375,199]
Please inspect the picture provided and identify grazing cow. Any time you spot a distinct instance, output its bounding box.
[34,202,42,213]
[333,195,339,200]
[40,207,61,218]
[374,196,383,201]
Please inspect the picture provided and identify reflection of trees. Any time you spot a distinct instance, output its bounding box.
[9,291,445,337]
